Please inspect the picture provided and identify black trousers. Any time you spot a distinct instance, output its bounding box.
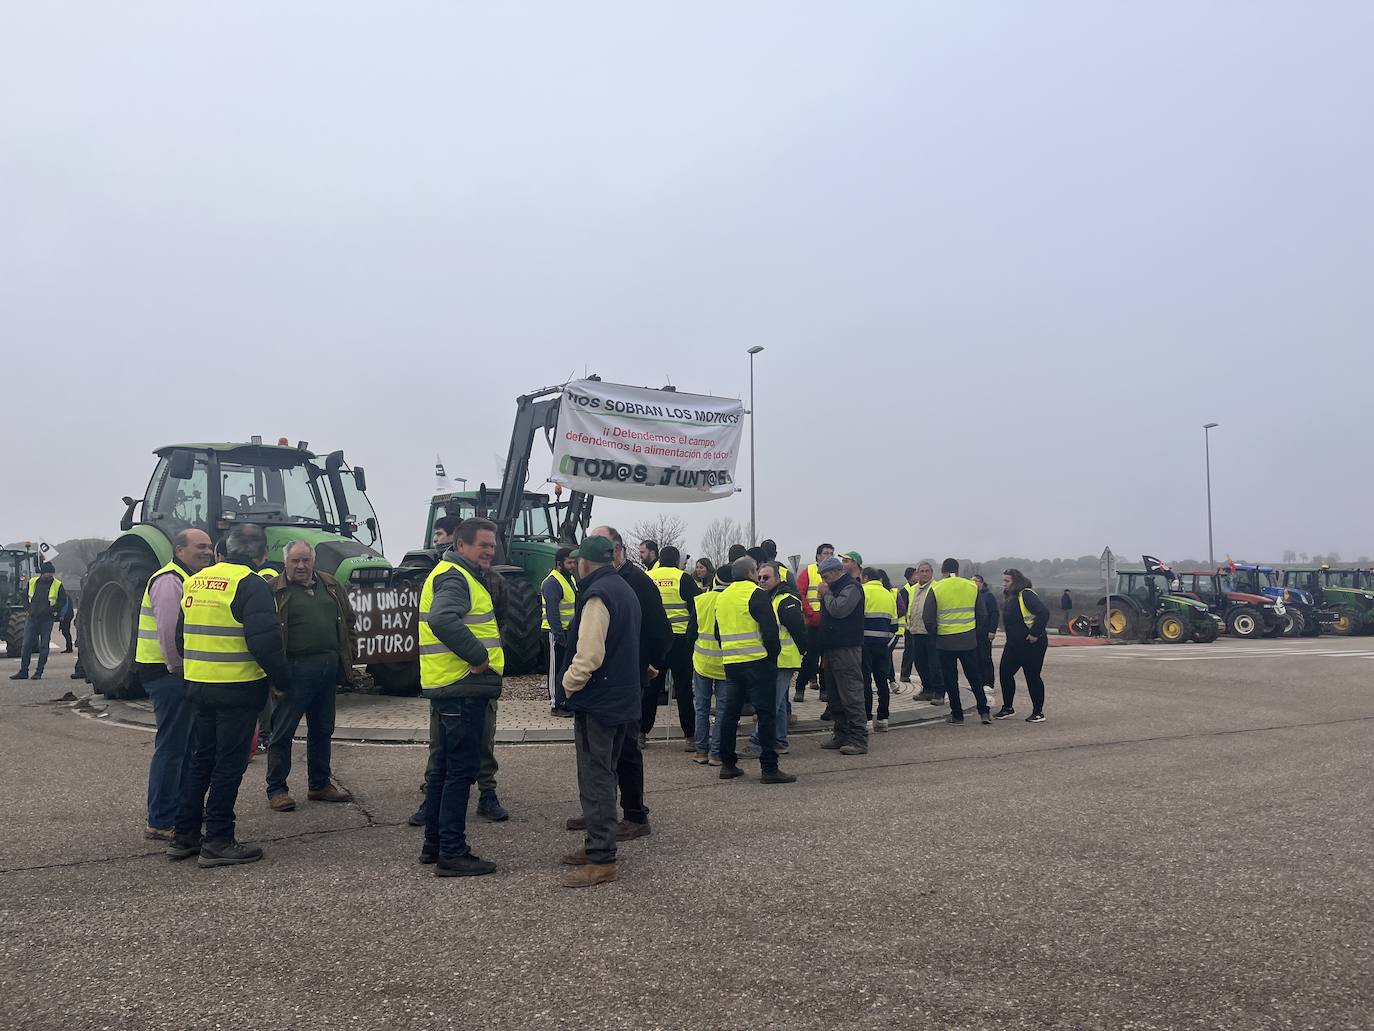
[796,642,821,698]
[939,648,989,719]
[648,634,694,736]
[976,637,995,688]
[175,701,258,842]
[575,714,630,864]
[910,633,943,695]
[615,716,649,824]
[59,616,73,651]
[999,637,1048,713]
[861,640,891,720]
[719,660,780,772]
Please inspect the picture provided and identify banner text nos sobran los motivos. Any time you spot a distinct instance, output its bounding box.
[549,380,744,502]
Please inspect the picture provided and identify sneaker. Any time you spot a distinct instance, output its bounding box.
[418,843,439,865]
[865,720,874,730]
[890,683,908,696]
[740,745,762,760]
[436,851,496,877]
[980,712,993,725]
[561,862,617,888]
[692,752,709,764]
[706,756,722,767]
[760,769,797,784]
[8,671,28,680]
[268,793,297,812]
[1026,713,1046,723]
[407,805,427,827]
[945,716,964,725]
[719,763,744,780]
[820,736,843,750]
[777,743,790,755]
[875,719,889,732]
[616,820,652,840]
[793,690,805,703]
[307,784,352,803]
[476,792,509,822]
[993,707,1016,720]
[838,744,868,756]
[930,697,946,706]
[197,839,264,868]
[165,833,202,861]
[31,673,42,681]
[143,826,175,842]
[899,676,911,684]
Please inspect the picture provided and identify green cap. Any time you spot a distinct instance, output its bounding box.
[843,550,863,567]
[571,536,615,563]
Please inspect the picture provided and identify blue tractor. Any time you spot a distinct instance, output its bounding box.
[1230,563,1324,636]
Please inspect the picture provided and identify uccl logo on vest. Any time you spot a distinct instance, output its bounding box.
[202,579,230,592]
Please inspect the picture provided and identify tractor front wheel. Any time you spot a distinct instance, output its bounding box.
[5,612,26,657]
[1226,607,1263,640]
[1280,610,1304,637]
[1191,619,1219,644]
[79,546,156,699]
[1329,606,1360,637]
[1155,612,1188,644]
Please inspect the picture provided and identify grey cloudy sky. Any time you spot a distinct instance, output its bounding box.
[3,3,1371,565]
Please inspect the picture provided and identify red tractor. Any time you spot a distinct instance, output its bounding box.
[1173,569,1286,639]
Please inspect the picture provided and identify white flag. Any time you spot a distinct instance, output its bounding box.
[36,540,59,564]
[435,455,452,492]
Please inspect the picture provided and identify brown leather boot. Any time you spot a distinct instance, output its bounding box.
[565,815,586,831]
[561,862,617,888]
[561,848,588,866]
[307,784,353,803]
[268,794,297,812]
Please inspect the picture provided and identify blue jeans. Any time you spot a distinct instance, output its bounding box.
[692,673,722,757]
[144,672,195,830]
[266,657,338,797]
[719,661,780,772]
[18,617,52,676]
[749,669,793,750]
[424,696,487,856]
[175,701,258,842]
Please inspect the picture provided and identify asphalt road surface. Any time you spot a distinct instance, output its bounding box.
[1,640,1371,1030]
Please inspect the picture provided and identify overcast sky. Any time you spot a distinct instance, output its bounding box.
[3,3,1370,566]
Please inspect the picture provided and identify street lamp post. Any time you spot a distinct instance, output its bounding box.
[1203,422,1219,565]
[747,346,765,546]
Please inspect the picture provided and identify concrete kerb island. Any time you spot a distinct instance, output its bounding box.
[78,687,965,745]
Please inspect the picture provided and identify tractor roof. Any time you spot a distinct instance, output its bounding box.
[1232,563,1274,572]
[431,489,551,503]
[155,442,317,461]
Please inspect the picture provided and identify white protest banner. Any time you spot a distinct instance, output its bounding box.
[550,380,744,502]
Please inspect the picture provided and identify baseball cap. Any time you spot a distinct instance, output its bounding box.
[571,537,615,563]
[842,550,863,567]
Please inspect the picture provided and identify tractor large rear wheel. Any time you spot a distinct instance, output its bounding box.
[1155,612,1189,644]
[499,574,543,675]
[79,546,156,699]
[5,612,26,657]
[1104,603,1138,640]
[1226,607,1263,640]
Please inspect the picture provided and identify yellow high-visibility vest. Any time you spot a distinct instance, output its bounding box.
[899,581,920,633]
[541,569,576,631]
[135,562,187,667]
[257,567,278,581]
[692,590,725,680]
[419,560,504,690]
[804,563,821,611]
[182,562,266,684]
[772,595,802,669]
[893,586,908,633]
[715,581,768,665]
[651,566,690,636]
[863,581,898,639]
[1019,589,1039,630]
[930,576,978,636]
[28,577,61,605]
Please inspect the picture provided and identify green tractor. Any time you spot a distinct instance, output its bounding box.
[79,440,409,699]
[1281,567,1374,636]
[399,384,593,677]
[0,547,41,656]
[1100,568,1220,643]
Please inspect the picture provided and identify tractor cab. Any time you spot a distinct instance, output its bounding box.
[1,548,41,656]
[1100,569,1215,643]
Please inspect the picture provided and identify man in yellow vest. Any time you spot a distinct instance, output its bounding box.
[745,561,808,758]
[542,546,577,714]
[920,558,992,724]
[417,517,504,878]
[792,542,834,701]
[168,524,288,868]
[715,556,796,783]
[647,545,701,745]
[10,561,66,681]
[861,567,898,732]
[135,528,214,841]
[689,566,729,764]
[903,562,945,703]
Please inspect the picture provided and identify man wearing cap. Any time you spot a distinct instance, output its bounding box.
[555,535,642,887]
[542,547,577,714]
[817,554,868,754]
[10,561,66,681]
[646,545,700,743]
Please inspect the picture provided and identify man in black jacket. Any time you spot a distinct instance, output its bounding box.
[564,525,669,840]
[972,574,1000,693]
[169,525,289,868]
[818,556,869,753]
[10,561,66,681]
[555,535,642,887]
